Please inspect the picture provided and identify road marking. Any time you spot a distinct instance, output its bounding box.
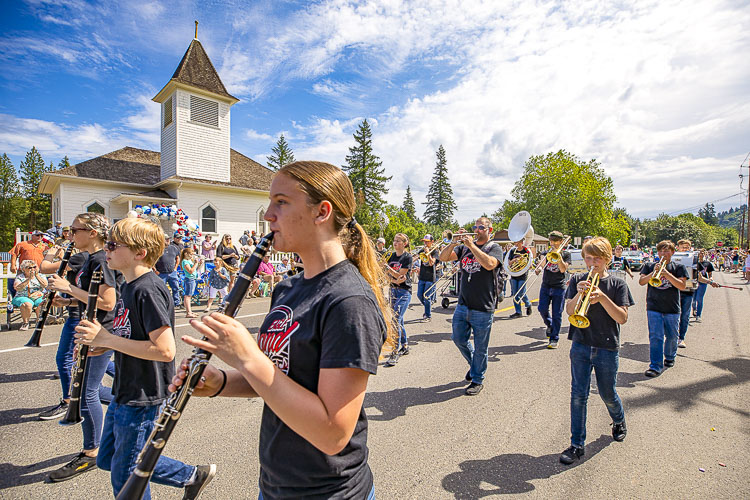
[495,298,539,314]
[0,311,269,354]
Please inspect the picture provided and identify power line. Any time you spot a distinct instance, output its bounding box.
[663,192,745,216]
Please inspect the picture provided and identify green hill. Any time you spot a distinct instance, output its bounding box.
[717,205,747,229]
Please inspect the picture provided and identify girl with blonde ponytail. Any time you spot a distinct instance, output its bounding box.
[175,161,390,499]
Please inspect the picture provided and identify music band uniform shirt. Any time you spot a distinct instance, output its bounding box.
[388,252,413,290]
[541,250,572,288]
[507,247,531,280]
[640,262,689,314]
[75,250,120,332]
[454,242,503,313]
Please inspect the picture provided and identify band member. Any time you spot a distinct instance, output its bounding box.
[171,161,390,498]
[73,217,214,499]
[384,233,413,366]
[560,237,634,465]
[507,239,533,318]
[536,231,571,348]
[439,217,503,396]
[417,234,437,322]
[610,245,633,279]
[45,213,119,482]
[675,239,695,348]
[375,237,386,257]
[691,249,719,324]
[639,240,688,377]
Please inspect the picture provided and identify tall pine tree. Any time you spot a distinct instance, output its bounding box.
[423,145,457,225]
[58,155,71,170]
[267,134,295,171]
[402,185,417,221]
[19,146,52,230]
[0,154,21,250]
[343,119,391,219]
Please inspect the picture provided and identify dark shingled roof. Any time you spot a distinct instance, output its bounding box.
[169,39,237,101]
[120,189,176,200]
[54,146,273,192]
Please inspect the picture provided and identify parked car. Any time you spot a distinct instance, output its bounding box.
[622,250,644,271]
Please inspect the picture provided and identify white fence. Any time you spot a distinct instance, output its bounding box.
[1,263,13,304]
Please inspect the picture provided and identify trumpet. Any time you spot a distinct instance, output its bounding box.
[511,238,569,304]
[442,230,477,243]
[648,259,668,287]
[568,268,599,328]
[418,242,446,263]
[546,236,571,264]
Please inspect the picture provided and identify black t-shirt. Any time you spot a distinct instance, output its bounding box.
[455,242,503,313]
[566,272,635,351]
[418,252,436,282]
[388,252,413,290]
[154,242,181,273]
[75,250,120,331]
[111,271,175,406]
[218,244,239,268]
[507,246,531,280]
[640,261,689,313]
[541,250,571,288]
[65,251,88,319]
[609,256,631,272]
[257,260,386,500]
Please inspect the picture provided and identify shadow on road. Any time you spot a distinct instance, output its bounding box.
[0,452,77,489]
[488,340,548,361]
[0,406,54,426]
[364,381,467,421]
[441,434,611,497]
[619,341,650,363]
[0,371,58,384]
[408,331,452,344]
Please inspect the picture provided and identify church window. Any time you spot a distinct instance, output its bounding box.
[190,95,219,127]
[163,96,173,128]
[86,202,105,214]
[201,205,217,233]
[257,208,268,235]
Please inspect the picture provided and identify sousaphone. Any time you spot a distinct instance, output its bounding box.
[503,211,534,277]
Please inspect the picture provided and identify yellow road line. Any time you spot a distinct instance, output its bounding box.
[495,298,539,314]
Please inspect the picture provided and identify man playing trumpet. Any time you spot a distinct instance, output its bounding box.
[536,231,571,349]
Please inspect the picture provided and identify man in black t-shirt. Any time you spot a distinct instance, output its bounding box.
[536,231,571,348]
[154,233,182,308]
[439,217,503,396]
[639,240,688,377]
[507,239,533,318]
[416,234,438,322]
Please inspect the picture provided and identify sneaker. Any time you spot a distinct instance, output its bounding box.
[559,445,584,465]
[509,312,522,319]
[20,323,29,331]
[677,340,687,348]
[48,452,97,482]
[644,369,661,378]
[422,315,431,323]
[398,345,410,356]
[547,340,558,349]
[695,317,702,323]
[385,351,400,367]
[526,306,532,316]
[465,382,483,396]
[465,370,472,382]
[183,464,217,500]
[39,400,68,420]
[612,421,627,442]
[664,359,675,368]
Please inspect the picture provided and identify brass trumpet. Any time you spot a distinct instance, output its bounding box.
[443,230,477,243]
[569,268,599,328]
[648,259,668,287]
[547,236,571,264]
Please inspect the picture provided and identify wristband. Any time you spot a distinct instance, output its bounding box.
[209,369,227,398]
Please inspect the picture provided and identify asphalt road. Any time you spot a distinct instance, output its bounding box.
[1,271,748,499]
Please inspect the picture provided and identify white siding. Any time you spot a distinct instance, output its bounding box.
[57,181,131,225]
[174,90,230,183]
[160,93,177,180]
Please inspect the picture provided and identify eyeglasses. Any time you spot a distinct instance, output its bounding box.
[69,227,88,234]
[105,241,129,252]
[472,225,488,231]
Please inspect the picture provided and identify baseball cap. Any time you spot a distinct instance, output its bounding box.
[549,230,564,239]
[173,232,182,238]
[62,226,70,231]
[376,237,386,244]
[32,230,44,235]
[422,234,434,241]
[55,220,62,224]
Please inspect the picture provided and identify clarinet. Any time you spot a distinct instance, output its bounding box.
[25,243,75,347]
[117,232,273,500]
[59,266,102,426]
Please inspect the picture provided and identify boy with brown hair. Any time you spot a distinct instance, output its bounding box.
[74,218,215,499]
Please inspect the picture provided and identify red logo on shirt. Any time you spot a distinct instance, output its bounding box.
[461,256,481,274]
[258,305,298,374]
[112,298,131,339]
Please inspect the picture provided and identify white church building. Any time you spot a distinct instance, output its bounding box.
[39,33,274,240]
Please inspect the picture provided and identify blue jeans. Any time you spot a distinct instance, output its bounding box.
[183,277,197,297]
[678,293,694,340]
[569,341,624,448]
[98,401,195,499]
[417,280,435,318]
[537,285,566,340]
[510,277,531,314]
[647,310,679,372]
[158,270,181,307]
[390,288,411,349]
[56,316,80,400]
[693,283,707,317]
[451,304,494,384]
[81,350,113,450]
[99,359,116,405]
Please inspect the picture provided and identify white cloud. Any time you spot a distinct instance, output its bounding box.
[246,129,274,141]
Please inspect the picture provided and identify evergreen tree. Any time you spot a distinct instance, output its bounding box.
[698,202,719,226]
[266,134,295,171]
[19,146,51,230]
[423,145,457,225]
[58,155,71,170]
[402,185,417,221]
[342,119,391,219]
[0,154,21,250]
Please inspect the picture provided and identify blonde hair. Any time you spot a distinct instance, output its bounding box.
[677,239,691,248]
[109,218,166,268]
[180,246,194,262]
[75,212,109,242]
[277,161,394,343]
[582,236,613,262]
[212,257,225,270]
[394,232,410,250]
[656,240,676,252]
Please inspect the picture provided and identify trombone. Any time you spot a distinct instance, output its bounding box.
[648,259,668,287]
[547,236,571,264]
[568,267,599,328]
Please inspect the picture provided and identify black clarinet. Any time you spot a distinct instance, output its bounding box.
[25,243,75,347]
[117,232,273,500]
[59,266,102,426]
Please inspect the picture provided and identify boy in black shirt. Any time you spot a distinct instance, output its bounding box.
[639,240,688,377]
[507,239,533,318]
[610,245,633,279]
[560,237,634,465]
[75,218,214,500]
[416,234,438,322]
[536,231,571,348]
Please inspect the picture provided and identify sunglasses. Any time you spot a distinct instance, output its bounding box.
[472,225,488,231]
[105,241,129,252]
[69,227,89,234]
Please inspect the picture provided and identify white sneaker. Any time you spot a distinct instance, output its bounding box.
[677,339,687,348]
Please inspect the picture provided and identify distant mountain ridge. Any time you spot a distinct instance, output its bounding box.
[717,204,748,229]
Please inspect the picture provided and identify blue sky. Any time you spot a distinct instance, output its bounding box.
[1,0,749,222]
